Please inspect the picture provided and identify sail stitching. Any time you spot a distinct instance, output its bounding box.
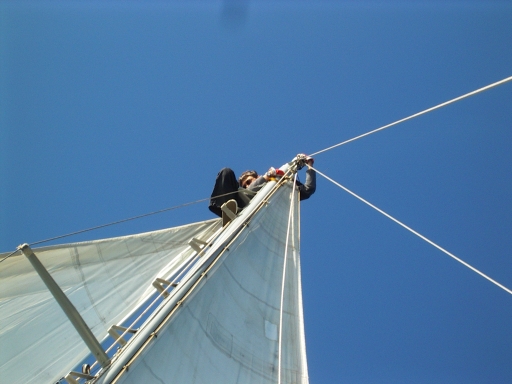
[312,165,512,296]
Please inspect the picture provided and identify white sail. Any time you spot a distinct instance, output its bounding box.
[97,180,309,383]
[0,219,221,384]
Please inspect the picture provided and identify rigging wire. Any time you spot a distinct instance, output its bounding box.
[310,165,512,296]
[309,75,512,157]
[278,173,298,384]
[5,77,510,268]
[0,190,241,263]
[29,190,240,246]
[0,249,21,264]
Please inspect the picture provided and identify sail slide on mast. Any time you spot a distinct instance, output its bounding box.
[0,160,310,383]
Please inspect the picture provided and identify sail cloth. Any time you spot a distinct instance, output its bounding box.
[0,219,221,384]
[106,182,309,384]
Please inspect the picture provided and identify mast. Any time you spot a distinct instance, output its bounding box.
[95,161,301,383]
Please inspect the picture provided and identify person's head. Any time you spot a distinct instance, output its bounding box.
[239,170,258,188]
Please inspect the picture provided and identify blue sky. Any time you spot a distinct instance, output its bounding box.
[1,1,512,383]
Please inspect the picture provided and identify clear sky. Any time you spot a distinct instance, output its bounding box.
[1,1,512,383]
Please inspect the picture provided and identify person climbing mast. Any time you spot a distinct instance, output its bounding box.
[208,154,316,220]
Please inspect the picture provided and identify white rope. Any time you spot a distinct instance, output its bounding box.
[311,166,512,296]
[310,75,512,157]
[278,173,298,384]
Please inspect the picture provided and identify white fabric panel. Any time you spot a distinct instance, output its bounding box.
[116,184,309,384]
[0,219,220,384]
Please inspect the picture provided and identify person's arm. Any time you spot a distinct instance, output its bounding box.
[247,175,267,192]
[248,167,278,192]
[297,167,316,200]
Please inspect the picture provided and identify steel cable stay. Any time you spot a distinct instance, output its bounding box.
[310,165,512,296]
[309,75,512,157]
